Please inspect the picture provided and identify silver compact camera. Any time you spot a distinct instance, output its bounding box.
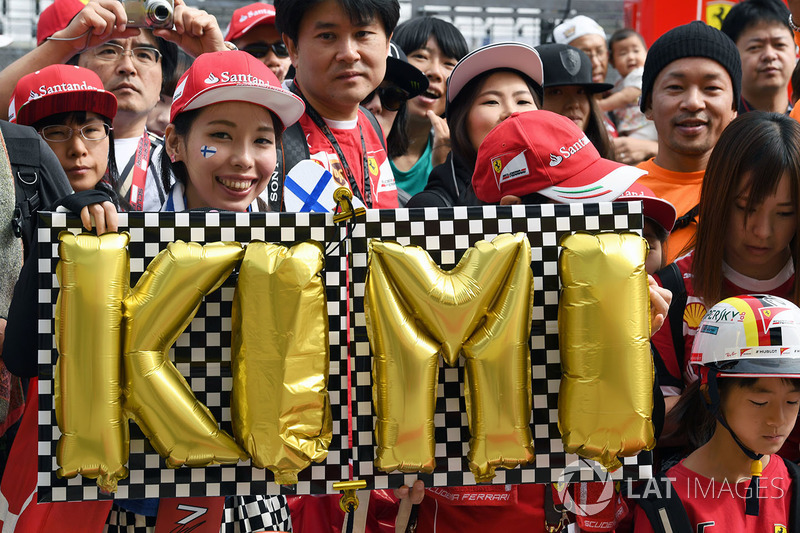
[120,0,174,28]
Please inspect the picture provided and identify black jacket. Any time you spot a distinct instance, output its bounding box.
[406,153,481,208]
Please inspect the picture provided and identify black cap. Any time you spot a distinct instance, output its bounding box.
[640,21,741,112]
[535,43,612,94]
[386,41,428,98]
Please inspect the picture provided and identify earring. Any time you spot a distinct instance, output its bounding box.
[169,152,177,163]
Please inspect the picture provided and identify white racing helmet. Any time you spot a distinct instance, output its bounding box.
[689,294,800,381]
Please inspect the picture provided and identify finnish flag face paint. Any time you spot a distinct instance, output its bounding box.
[201,145,217,158]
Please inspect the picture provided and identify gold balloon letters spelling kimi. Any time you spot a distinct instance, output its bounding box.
[55,234,331,490]
[365,233,535,482]
[231,242,332,485]
[557,232,655,470]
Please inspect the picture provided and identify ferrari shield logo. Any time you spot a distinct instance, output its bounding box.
[705,1,735,30]
[775,525,787,533]
[493,158,503,174]
[559,48,581,77]
[368,157,379,176]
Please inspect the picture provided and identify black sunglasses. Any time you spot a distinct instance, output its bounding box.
[242,41,289,59]
[361,86,411,112]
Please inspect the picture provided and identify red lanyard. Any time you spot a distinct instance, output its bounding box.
[121,131,152,211]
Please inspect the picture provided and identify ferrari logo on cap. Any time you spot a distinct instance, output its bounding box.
[491,151,529,185]
[559,49,581,76]
[775,525,788,533]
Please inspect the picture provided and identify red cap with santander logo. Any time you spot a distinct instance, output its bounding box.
[170,50,304,128]
[9,64,116,126]
[472,110,646,204]
[224,3,276,41]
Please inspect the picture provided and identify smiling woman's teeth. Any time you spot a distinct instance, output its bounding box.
[218,178,251,190]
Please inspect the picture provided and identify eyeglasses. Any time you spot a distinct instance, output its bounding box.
[39,123,112,143]
[242,42,289,59]
[361,86,410,112]
[92,42,162,66]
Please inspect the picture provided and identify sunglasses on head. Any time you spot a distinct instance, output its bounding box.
[361,86,410,112]
[242,41,289,58]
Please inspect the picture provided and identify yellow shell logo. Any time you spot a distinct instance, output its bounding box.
[684,302,707,329]
[493,159,503,174]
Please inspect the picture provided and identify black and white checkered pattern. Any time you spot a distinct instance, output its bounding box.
[37,212,348,503]
[37,204,652,503]
[348,204,653,489]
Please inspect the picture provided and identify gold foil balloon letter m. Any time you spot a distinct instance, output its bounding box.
[365,233,535,482]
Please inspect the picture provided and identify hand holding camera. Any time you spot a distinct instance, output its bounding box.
[120,0,174,28]
[151,0,227,57]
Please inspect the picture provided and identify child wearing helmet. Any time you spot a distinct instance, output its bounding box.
[635,294,800,532]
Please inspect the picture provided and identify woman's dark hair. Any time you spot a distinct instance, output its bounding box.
[160,49,194,99]
[692,112,800,305]
[155,35,180,94]
[670,377,800,451]
[584,95,615,160]
[392,16,469,62]
[32,110,127,210]
[607,28,646,64]
[275,0,400,44]
[447,68,542,169]
[386,103,410,159]
[161,108,284,193]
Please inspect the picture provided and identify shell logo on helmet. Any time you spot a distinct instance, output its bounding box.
[683,302,706,329]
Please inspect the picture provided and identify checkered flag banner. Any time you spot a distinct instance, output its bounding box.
[36,204,652,503]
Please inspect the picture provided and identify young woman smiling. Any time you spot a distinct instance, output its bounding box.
[161,50,304,212]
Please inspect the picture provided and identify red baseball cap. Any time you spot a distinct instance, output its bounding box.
[616,182,677,233]
[472,110,647,204]
[170,50,304,128]
[224,3,276,41]
[9,64,117,126]
[36,0,87,46]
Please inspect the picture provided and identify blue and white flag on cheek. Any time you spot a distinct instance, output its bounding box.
[283,159,365,213]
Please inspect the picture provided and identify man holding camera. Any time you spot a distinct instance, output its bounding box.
[0,0,228,211]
